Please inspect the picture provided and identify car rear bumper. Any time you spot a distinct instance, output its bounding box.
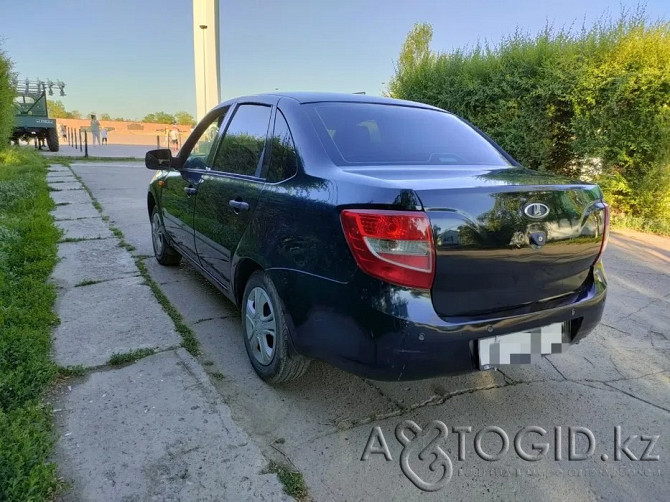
[268,261,607,381]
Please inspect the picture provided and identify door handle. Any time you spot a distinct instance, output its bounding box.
[184,186,197,196]
[228,199,249,212]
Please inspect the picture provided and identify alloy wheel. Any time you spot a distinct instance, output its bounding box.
[245,287,277,365]
[151,211,164,254]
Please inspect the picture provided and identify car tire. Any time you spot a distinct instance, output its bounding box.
[151,206,181,266]
[242,271,311,383]
[46,128,59,152]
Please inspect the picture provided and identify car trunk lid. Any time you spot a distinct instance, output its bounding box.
[409,168,607,318]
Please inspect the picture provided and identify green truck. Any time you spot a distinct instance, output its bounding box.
[11,80,63,152]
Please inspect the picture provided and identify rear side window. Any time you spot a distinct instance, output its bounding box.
[266,111,298,183]
[212,104,272,176]
[309,103,509,166]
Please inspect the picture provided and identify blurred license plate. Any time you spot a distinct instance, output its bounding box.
[478,322,568,368]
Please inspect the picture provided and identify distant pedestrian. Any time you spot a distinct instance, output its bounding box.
[169,127,179,153]
[90,114,101,145]
[101,128,108,144]
[60,124,67,141]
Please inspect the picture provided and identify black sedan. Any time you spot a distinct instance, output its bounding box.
[145,92,608,383]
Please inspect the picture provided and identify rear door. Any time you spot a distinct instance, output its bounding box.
[193,101,274,289]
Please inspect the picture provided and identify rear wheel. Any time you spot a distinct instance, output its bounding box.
[242,271,310,383]
[46,128,59,152]
[151,207,181,265]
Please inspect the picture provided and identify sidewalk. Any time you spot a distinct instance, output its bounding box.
[47,163,289,501]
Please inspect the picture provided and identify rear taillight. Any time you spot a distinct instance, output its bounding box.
[594,202,610,264]
[340,209,435,289]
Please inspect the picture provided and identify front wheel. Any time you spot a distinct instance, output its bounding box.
[242,271,310,383]
[46,128,59,152]
[151,207,181,265]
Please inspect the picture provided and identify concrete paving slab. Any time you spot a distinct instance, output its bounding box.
[48,164,70,172]
[50,189,93,205]
[48,181,83,191]
[52,276,181,367]
[47,172,77,180]
[47,178,78,186]
[154,275,238,324]
[69,162,156,256]
[51,238,139,289]
[50,202,100,221]
[56,217,113,241]
[53,348,290,501]
[140,257,204,285]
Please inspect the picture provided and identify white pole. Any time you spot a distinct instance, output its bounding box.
[193,0,220,121]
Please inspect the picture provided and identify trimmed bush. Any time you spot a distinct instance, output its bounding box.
[389,12,670,232]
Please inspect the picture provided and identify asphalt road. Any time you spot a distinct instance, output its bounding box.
[70,160,670,501]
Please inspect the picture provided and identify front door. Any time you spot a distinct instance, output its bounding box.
[194,103,273,288]
[160,109,228,260]
[160,169,200,261]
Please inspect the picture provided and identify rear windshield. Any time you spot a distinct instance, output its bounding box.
[308,103,510,166]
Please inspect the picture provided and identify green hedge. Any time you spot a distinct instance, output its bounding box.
[0,45,14,146]
[389,14,670,232]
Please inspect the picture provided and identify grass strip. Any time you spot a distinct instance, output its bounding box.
[109,348,156,366]
[0,147,61,500]
[134,260,199,355]
[267,460,309,501]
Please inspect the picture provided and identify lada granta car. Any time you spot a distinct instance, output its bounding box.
[145,92,608,383]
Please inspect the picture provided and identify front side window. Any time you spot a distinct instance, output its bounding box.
[184,107,228,169]
[309,103,510,166]
[212,104,272,176]
[266,111,298,183]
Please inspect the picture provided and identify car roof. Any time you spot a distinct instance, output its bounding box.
[230,91,443,110]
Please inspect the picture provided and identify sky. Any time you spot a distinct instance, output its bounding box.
[1,0,668,120]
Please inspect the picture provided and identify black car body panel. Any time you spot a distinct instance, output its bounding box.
[147,92,608,381]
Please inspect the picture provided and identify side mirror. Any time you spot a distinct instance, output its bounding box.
[145,149,173,170]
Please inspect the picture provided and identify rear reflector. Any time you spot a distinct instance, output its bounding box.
[340,209,435,289]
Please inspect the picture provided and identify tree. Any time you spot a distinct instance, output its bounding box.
[142,111,175,124]
[175,111,196,126]
[397,23,433,73]
[47,99,68,118]
[388,23,434,99]
[100,113,111,121]
[46,100,83,119]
